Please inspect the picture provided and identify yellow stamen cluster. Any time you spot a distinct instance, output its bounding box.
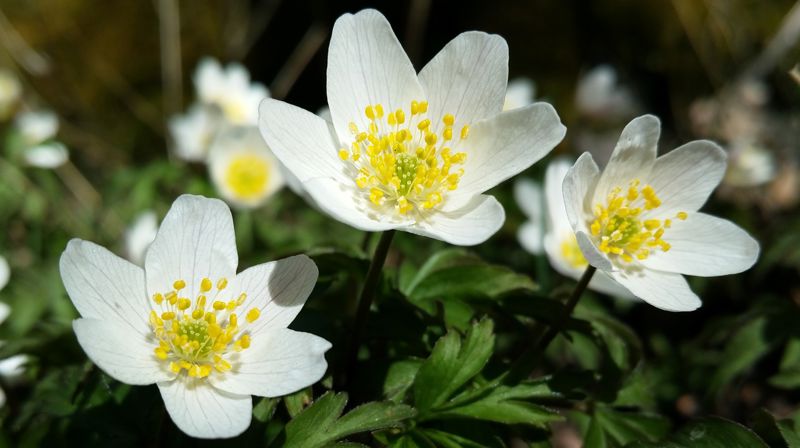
[224,153,270,200]
[589,180,688,263]
[560,234,588,269]
[339,101,469,215]
[149,277,261,378]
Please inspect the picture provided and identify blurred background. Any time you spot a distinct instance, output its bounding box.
[0,0,798,446]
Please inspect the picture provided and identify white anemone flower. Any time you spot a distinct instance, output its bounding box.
[60,195,331,438]
[0,70,22,120]
[723,140,777,188]
[575,65,637,120]
[23,142,69,169]
[208,126,285,209]
[515,160,634,298]
[194,58,269,126]
[0,255,8,291]
[125,210,158,266]
[168,104,222,162]
[259,9,566,246]
[16,110,69,168]
[563,115,760,311]
[503,77,536,111]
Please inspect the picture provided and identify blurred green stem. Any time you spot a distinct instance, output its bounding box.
[343,230,395,391]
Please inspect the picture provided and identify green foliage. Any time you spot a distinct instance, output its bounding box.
[626,417,769,448]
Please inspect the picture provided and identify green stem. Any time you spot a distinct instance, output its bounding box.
[505,265,597,384]
[343,230,396,390]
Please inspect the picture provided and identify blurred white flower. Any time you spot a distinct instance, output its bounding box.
[503,77,536,111]
[194,58,269,126]
[575,65,637,120]
[259,9,565,245]
[563,115,759,311]
[0,256,8,292]
[23,142,69,169]
[125,211,158,266]
[60,195,331,438]
[0,302,30,408]
[0,70,21,120]
[209,126,285,209]
[515,160,634,298]
[168,104,222,162]
[723,140,777,188]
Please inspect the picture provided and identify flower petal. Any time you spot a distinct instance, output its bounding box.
[562,152,600,232]
[592,114,659,205]
[326,9,423,146]
[0,255,8,292]
[302,177,410,232]
[641,212,759,276]
[609,269,701,311]
[404,194,505,246]
[543,234,633,299]
[158,379,252,439]
[447,103,566,206]
[73,318,173,385]
[518,221,543,255]
[259,98,348,183]
[646,140,727,214]
[145,195,238,302]
[544,157,574,233]
[210,328,330,397]
[418,31,508,135]
[60,239,150,336]
[576,231,613,271]
[24,142,69,169]
[228,255,319,337]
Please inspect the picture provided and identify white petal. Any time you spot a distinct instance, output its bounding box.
[592,115,659,205]
[60,239,150,336]
[562,152,600,232]
[513,179,542,221]
[302,177,410,232]
[0,255,8,292]
[589,271,636,299]
[0,354,28,380]
[641,213,759,276]
[158,379,252,439]
[543,233,632,298]
[125,211,158,266]
[228,255,318,336]
[576,231,613,271]
[518,222,543,255]
[404,194,505,246]
[259,98,348,183]
[646,140,727,214]
[145,195,238,301]
[544,158,574,233]
[208,125,285,209]
[609,269,700,311]
[24,142,69,169]
[73,318,173,385]
[194,57,225,102]
[448,103,566,205]
[16,110,59,144]
[210,328,330,397]
[326,9,423,146]
[168,104,220,162]
[418,31,508,135]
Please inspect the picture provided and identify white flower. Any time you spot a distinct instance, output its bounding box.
[0,302,29,408]
[0,255,8,291]
[0,70,21,120]
[194,58,269,126]
[168,104,222,162]
[23,142,69,169]
[60,195,331,438]
[503,77,536,111]
[259,9,565,246]
[575,65,637,120]
[515,160,634,298]
[562,115,760,311]
[208,126,285,209]
[723,140,777,188]
[125,211,158,266]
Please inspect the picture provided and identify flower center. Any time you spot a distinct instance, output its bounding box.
[560,234,588,269]
[338,101,469,216]
[149,278,261,378]
[589,179,688,263]
[224,153,270,200]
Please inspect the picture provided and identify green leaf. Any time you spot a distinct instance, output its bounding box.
[283,392,416,448]
[709,316,773,394]
[770,339,800,389]
[752,408,800,448]
[413,318,495,412]
[626,416,769,448]
[422,429,492,448]
[383,359,423,403]
[253,397,279,423]
[284,386,314,417]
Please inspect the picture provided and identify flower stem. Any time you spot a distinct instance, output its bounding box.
[505,265,597,384]
[343,230,396,390]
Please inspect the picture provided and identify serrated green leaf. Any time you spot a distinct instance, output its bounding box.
[383,359,423,403]
[422,429,489,448]
[626,416,769,448]
[413,318,494,412]
[709,317,773,394]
